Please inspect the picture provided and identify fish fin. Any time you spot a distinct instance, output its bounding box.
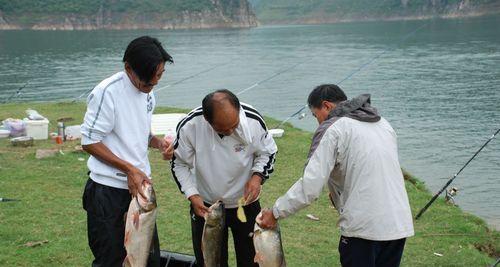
[124,230,131,245]
[133,212,140,230]
[254,252,263,263]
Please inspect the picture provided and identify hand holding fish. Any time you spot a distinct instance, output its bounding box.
[189,194,209,217]
[244,174,262,204]
[257,209,277,229]
[126,166,151,199]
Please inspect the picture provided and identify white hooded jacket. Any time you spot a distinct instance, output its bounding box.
[273,95,414,241]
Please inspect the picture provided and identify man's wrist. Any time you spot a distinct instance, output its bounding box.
[123,162,135,175]
[252,172,265,183]
[149,135,160,149]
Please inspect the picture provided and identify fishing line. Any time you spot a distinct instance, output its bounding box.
[1,81,30,103]
[155,61,231,93]
[272,22,429,129]
[235,58,312,96]
[415,127,500,219]
[70,61,230,103]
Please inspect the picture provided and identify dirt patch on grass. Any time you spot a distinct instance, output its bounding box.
[475,242,500,258]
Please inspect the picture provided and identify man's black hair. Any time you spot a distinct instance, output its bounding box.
[123,36,173,83]
[202,89,241,124]
[307,84,347,108]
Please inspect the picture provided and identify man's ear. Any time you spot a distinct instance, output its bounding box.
[323,101,336,111]
[202,113,210,123]
[124,62,133,74]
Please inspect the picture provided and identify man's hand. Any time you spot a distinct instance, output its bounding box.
[162,140,174,160]
[243,174,263,205]
[189,194,209,218]
[126,166,151,199]
[149,135,174,160]
[257,209,277,229]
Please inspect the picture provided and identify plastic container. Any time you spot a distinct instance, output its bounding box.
[2,119,25,137]
[0,129,10,138]
[23,118,49,140]
[269,128,285,138]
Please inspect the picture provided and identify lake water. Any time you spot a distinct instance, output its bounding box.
[1,15,499,229]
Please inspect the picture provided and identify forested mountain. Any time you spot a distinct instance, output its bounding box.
[0,0,257,30]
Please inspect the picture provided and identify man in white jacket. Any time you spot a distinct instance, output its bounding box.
[171,89,278,267]
[259,84,414,267]
[81,36,174,267]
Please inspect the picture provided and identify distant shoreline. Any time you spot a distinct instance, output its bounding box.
[0,23,258,31]
[256,9,500,26]
[2,8,499,31]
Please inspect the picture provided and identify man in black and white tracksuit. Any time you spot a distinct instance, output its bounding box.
[81,36,174,267]
[171,89,278,267]
[259,84,414,267]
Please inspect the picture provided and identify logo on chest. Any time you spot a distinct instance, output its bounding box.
[147,94,153,113]
[234,143,246,153]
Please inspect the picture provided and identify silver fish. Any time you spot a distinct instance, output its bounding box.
[123,182,157,267]
[202,200,225,267]
[253,212,286,267]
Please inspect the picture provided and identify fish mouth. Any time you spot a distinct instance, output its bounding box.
[211,200,224,210]
[217,200,225,209]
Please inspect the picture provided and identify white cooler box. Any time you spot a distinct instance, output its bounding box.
[23,119,49,140]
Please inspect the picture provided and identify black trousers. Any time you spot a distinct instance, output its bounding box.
[82,178,160,267]
[338,236,406,267]
[191,200,261,267]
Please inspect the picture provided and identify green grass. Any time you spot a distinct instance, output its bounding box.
[0,102,498,266]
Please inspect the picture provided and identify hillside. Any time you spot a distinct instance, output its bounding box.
[250,0,500,24]
[0,0,257,30]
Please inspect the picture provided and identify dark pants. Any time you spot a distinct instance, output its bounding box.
[191,200,261,267]
[338,236,406,267]
[82,178,160,267]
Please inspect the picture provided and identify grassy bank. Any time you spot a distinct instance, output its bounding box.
[0,102,498,266]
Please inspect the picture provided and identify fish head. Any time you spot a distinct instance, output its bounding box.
[205,200,225,226]
[137,182,157,212]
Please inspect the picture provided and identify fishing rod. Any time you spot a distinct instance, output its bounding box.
[2,81,30,103]
[236,58,312,96]
[415,127,500,220]
[272,22,429,129]
[71,86,98,103]
[492,257,500,267]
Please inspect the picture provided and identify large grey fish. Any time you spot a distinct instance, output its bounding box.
[253,211,286,267]
[123,182,157,267]
[202,200,226,267]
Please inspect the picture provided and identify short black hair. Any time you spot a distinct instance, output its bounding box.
[202,89,241,124]
[123,36,173,83]
[307,84,347,108]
